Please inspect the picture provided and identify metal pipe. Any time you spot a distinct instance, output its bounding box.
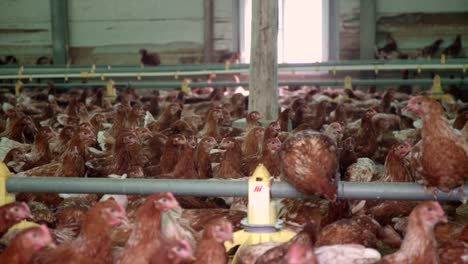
[1,58,468,69]
[6,177,468,201]
[337,181,465,201]
[3,79,468,90]
[1,60,467,79]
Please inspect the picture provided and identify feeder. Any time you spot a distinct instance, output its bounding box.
[224,164,296,264]
[0,163,40,231]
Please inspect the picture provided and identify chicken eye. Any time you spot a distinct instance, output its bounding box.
[161,198,168,203]
[32,232,38,239]
[111,208,117,213]
[417,102,422,105]
[14,207,19,212]
[427,207,433,211]
[176,247,182,252]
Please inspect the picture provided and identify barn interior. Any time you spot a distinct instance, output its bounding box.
[0,0,467,263]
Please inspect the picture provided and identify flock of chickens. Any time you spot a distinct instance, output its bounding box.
[375,34,464,60]
[0,73,467,263]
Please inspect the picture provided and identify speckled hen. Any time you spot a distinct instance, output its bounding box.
[280,130,338,201]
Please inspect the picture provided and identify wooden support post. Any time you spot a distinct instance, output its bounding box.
[359,0,376,60]
[50,0,69,65]
[248,0,279,121]
[203,0,214,63]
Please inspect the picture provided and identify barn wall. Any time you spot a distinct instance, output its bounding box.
[0,0,52,64]
[0,0,235,65]
[339,0,468,60]
[2,0,467,64]
[214,0,235,53]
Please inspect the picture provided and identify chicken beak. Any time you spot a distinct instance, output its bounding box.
[225,233,234,244]
[440,214,448,223]
[26,212,34,221]
[118,215,129,225]
[47,242,57,249]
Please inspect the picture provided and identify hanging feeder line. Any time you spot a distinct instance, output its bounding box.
[0,59,467,79]
[4,177,468,201]
[3,78,468,90]
[0,58,467,71]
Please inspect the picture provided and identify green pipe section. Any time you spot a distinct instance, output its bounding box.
[50,0,69,65]
[4,79,468,90]
[6,177,467,201]
[1,58,468,68]
[1,58,467,74]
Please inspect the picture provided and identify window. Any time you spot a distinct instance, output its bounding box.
[240,0,326,63]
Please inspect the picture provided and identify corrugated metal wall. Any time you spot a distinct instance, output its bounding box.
[0,0,52,64]
[340,0,468,60]
[1,0,467,64]
[0,0,235,65]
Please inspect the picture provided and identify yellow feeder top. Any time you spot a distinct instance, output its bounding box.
[9,220,40,231]
[247,164,272,225]
[0,162,15,206]
[430,74,455,103]
[225,164,297,264]
[248,164,271,185]
[0,163,39,231]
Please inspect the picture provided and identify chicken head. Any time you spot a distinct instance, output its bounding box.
[203,217,233,243]
[391,141,412,158]
[122,132,139,146]
[248,111,263,122]
[3,202,32,222]
[286,242,317,264]
[21,225,54,251]
[414,201,448,227]
[99,199,129,226]
[152,192,180,212]
[266,137,282,153]
[406,96,441,117]
[199,136,218,150]
[219,137,236,149]
[166,239,196,263]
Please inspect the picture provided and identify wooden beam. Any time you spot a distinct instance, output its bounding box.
[359,0,376,60]
[203,0,214,63]
[248,0,279,120]
[50,0,69,64]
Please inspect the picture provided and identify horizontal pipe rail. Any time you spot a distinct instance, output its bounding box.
[0,60,467,80]
[6,177,467,201]
[1,58,467,70]
[3,79,468,90]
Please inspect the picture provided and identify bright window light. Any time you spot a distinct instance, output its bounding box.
[242,0,323,63]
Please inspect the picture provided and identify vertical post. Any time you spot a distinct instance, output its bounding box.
[203,0,214,63]
[248,0,279,121]
[232,0,240,54]
[359,0,376,60]
[328,0,340,60]
[50,0,69,65]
